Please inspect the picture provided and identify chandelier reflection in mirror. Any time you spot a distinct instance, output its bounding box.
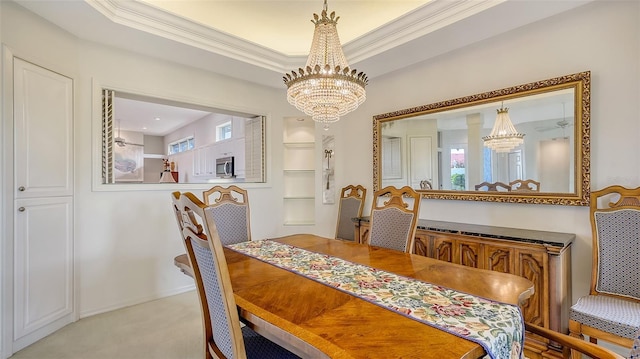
[283,0,368,130]
[482,105,525,152]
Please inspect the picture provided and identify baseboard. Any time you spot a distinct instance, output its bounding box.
[79,284,195,318]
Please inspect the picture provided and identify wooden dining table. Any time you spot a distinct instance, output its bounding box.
[195,233,533,359]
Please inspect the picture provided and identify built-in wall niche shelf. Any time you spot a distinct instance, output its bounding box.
[283,142,315,171]
[284,170,315,198]
[283,198,316,226]
[143,153,165,159]
[283,118,315,226]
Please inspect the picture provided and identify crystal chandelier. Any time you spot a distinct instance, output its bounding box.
[482,105,525,153]
[283,0,368,130]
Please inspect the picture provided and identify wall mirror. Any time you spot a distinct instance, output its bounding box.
[373,71,590,205]
[101,89,265,185]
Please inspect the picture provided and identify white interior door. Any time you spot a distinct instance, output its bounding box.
[13,197,74,351]
[14,60,73,199]
[507,150,523,182]
[539,139,570,192]
[409,136,433,189]
[493,149,522,184]
[10,57,75,353]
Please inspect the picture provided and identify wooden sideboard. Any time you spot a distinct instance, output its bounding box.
[354,217,574,359]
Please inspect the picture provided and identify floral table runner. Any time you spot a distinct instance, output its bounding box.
[227,239,524,359]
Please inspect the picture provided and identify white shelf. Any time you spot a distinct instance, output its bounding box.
[283,197,315,225]
[284,221,315,226]
[283,170,314,198]
[283,141,314,147]
[283,146,315,171]
[143,153,165,159]
[283,117,315,226]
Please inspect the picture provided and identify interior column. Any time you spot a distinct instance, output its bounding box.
[466,113,484,189]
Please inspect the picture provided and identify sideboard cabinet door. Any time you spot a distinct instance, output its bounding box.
[413,234,430,256]
[458,240,482,268]
[516,250,547,327]
[432,234,454,263]
[485,245,514,274]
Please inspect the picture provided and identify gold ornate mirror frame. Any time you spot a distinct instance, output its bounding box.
[373,71,591,205]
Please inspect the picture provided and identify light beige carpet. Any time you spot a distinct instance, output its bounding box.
[10,291,202,359]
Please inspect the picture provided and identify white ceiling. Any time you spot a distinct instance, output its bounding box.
[12,0,593,134]
[113,96,214,135]
[139,0,432,56]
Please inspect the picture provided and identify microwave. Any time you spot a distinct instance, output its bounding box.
[216,156,235,178]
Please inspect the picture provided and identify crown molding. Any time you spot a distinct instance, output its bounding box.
[85,0,501,73]
[86,0,292,73]
[13,0,594,88]
[345,0,503,63]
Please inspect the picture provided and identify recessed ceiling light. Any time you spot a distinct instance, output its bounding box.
[155,117,160,121]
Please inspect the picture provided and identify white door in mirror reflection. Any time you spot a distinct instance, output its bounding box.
[539,138,571,193]
[508,152,523,182]
[409,136,434,190]
[382,136,402,180]
[493,150,523,184]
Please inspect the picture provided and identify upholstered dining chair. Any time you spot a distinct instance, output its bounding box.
[202,185,251,245]
[509,179,541,192]
[335,184,367,241]
[171,191,196,278]
[474,181,511,191]
[173,191,300,359]
[525,323,624,359]
[569,185,640,357]
[368,185,421,253]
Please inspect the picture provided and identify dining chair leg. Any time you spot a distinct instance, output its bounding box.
[569,321,584,359]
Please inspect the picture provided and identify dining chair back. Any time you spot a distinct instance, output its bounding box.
[172,191,300,359]
[335,185,367,241]
[569,185,640,354]
[474,181,511,191]
[202,185,251,245]
[510,179,541,192]
[172,191,198,278]
[525,322,624,359]
[368,185,421,253]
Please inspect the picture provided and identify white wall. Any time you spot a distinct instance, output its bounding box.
[1,3,81,357]
[1,0,639,347]
[329,0,640,302]
[74,44,295,315]
[0,0,303,320]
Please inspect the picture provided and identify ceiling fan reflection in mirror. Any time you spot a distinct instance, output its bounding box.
[114,119,142,147]
[536,119,573,132]
[535,103,573,134]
